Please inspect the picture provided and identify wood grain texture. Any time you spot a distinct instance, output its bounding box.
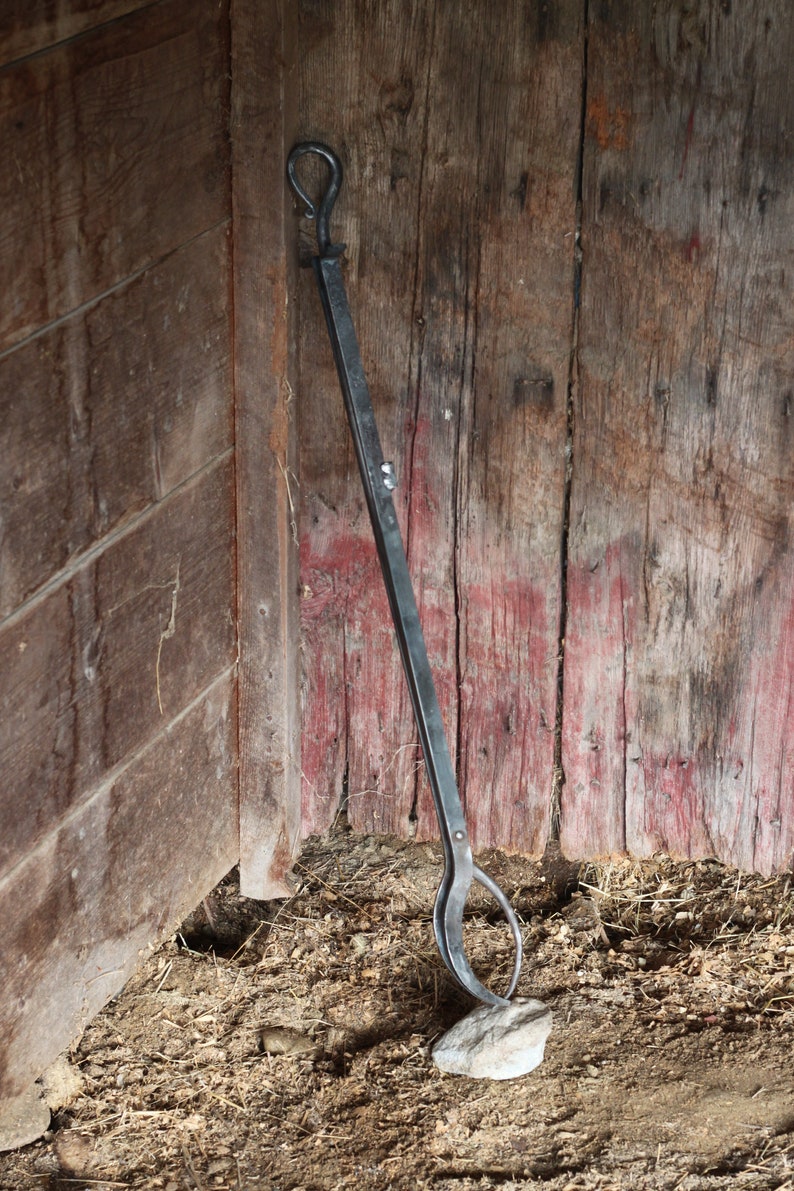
[0,1,151,66]
[294,0,431,836]
[0,226,233,619]
[231,0,302,899]
[561,1,794,873]
[0,0,240,1101]
[0,458,236,877]
[0,0,230,353]
[0,671,237,1100]
[296,1,582,850]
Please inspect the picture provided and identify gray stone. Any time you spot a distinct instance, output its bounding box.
[432,996,553,1080]
[0,1085,50,1152]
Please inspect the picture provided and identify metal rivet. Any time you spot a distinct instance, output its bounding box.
[380,461,397,490]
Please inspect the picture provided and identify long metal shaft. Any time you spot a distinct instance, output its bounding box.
[313,254,472,877]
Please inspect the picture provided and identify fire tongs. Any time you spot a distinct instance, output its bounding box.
[287,142,523,1006]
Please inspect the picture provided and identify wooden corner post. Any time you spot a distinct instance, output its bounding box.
[232,0,301,898]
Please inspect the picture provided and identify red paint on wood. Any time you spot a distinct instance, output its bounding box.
[629,582,794,873]
[564,531,794,872]
[300,526,418,836]
[560,539,635,858]
[561,3,794,875]
[456,578,556,853]
[296,1,582,853]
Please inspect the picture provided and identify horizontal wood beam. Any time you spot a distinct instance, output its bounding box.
[0,2,154,67]
[0,226,232,619]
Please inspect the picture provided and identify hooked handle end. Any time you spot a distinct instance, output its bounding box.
[287,141,345,258]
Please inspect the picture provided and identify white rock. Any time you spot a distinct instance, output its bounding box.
[432,996,553,1080]
[0,1085,50,1152]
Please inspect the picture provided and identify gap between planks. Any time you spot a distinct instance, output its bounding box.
[0,217,231,367]
[0,665,236,896]
[550,0,590,846]
[0,448,233,635]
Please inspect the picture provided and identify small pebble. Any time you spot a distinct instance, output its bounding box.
[260,1027,319,1058]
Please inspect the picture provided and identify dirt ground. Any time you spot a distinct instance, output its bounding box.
[2,821,793,1191]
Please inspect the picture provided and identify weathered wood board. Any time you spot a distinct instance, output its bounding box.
[0,1,151,65]
[0,0,230,353]
[296,0,582,851]
[231,0,302,898]
[561,1,794,873]
[0,0,241,1100]
[0,672,238,1101]
[0,227,232,618]
[0,458,236,877]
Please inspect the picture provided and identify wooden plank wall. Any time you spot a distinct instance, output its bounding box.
[295,0,793,875]
[2,1,789,1105]
[561,1,794,875]
[0,0,239,1098]
[294,0,583,852]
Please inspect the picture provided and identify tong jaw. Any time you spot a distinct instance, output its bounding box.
[434,831,524,1007]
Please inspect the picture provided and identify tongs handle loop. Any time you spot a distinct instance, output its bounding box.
[287,141,344,258]
[434,865,524,1005]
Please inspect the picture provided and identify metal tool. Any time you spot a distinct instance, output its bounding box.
[287,142,523,1006]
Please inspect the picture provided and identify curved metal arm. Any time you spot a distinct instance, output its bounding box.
[434,865,524,1004]
[286,141,345,258]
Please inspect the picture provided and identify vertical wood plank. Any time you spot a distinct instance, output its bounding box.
[296,0,436,837]
[412,3,582,852]
[296,2,581,850]
[232,0,302,898]
[561,1,794,873]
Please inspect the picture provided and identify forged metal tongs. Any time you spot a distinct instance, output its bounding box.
[287,142,523,1006]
